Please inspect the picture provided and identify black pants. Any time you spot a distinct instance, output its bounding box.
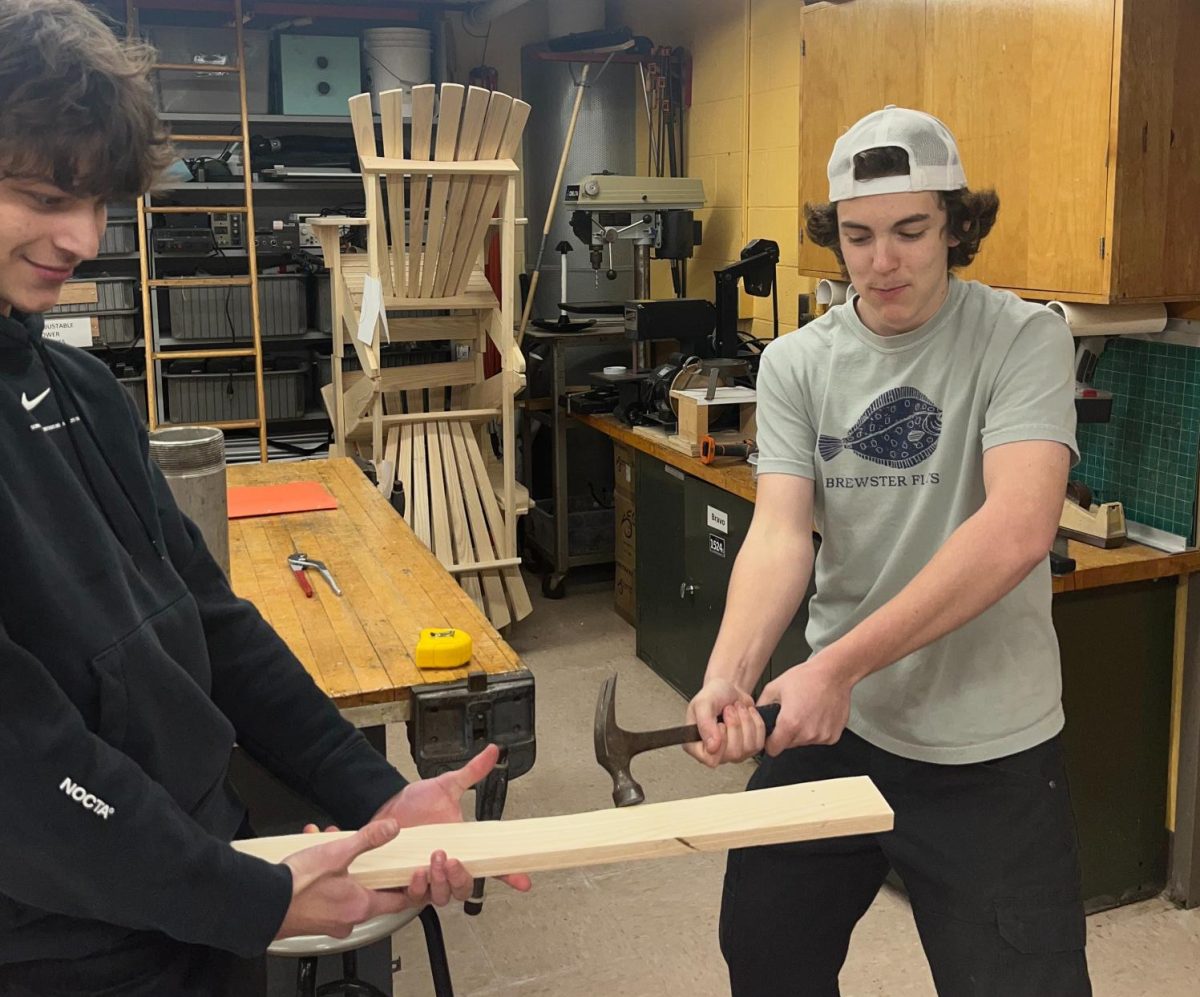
[0,932,265,997]
[719,731,1092,997]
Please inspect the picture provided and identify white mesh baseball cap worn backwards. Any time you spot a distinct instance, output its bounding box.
[827,106,967,202]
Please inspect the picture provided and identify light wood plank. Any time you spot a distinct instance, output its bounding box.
[380,89,409,298]
[58,281,98,306]
[411,424,431,548]
[447,101,531,296]
[406,85,437,295]
[398,423,415,527]
[359,157,519,177]
[377,359,479,393]
[462,422,525,623]
[426,423,455,567]
[449,421,511,630]
[439,91,512,297]
[439,420,484,609]
[234,778,894,887]
[431,85,490,297]
[418,84,466,298]
[385,316,480,343]
[499,177,517,564]
[459,420,531,622]
[382,427,400,498]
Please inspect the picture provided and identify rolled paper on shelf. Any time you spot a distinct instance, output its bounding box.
[1046,300,1168,337]
[815,279,851,307]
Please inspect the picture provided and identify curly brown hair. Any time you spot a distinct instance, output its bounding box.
[804,146,998,270]
[0,0,172,200]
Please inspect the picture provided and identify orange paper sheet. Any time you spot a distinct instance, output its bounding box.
[227,482,339,519]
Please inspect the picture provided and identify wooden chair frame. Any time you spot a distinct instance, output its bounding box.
[312,84,532,627]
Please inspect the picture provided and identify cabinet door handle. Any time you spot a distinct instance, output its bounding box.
[680,581,699,599]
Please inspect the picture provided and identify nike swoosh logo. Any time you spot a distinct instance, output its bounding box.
[21,388,51,412]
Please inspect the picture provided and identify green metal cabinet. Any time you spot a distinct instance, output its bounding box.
[677,471,758,698]
[635,458,696,697]
[1054,578,1175,911]
[635,453,814,699]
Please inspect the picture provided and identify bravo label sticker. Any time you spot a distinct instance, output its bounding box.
[707,505,728,534]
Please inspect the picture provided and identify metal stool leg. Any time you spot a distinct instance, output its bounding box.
[312,950,389,997]
[418,906,454,997]
[297,956,319,997]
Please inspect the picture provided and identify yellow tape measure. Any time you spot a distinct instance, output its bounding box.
[415,628,473,670]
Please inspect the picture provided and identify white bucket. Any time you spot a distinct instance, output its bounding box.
[363,27,431,113]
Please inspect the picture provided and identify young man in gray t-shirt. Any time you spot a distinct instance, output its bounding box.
[685,107,1091,995]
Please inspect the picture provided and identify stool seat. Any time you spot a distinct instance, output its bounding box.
[268,908,422,959]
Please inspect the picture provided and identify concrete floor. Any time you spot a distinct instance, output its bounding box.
[388,570,1200,996]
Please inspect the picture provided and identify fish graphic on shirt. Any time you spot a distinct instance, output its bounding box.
[817,387,942,470]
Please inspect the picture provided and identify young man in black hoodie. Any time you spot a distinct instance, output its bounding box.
[0,2,529,993]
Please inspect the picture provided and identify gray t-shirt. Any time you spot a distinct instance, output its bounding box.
[755,277,1078,764]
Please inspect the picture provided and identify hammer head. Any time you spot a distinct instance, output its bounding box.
[594,674,646,807]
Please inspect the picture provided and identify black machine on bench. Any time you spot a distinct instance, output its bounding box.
[570,239,781,430]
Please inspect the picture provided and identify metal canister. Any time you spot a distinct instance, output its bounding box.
[147,427,230,576]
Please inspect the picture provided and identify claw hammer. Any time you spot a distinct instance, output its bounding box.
[594,674,779,807]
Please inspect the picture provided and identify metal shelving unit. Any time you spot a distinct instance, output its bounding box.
[128,0,270,456]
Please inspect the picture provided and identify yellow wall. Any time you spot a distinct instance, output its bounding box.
[747,0,805,338]
[610,0,811,337]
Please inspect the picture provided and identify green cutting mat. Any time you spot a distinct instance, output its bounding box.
[1075,338,1200,543]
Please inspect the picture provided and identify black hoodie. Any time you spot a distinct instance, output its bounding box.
[0,310,407,962]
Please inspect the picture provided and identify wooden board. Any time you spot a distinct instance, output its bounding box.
[437,90,512,297]
[233,777,893,886]
[380,89,409,298]
[449,421,511,630]
[430,85,490,296]
[58,281,98,306]
[446,100,531,296]
[406,85,437,292]
[439,420,484,610]
[417,84,465,298]
[458,422,532,621]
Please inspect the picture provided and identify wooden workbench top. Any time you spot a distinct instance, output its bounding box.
[227,458,522,710]
[576,413,1200,595]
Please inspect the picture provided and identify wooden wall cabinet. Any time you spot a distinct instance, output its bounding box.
[798,0,1200,303]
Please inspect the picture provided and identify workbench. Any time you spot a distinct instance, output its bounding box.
[227,457,526,728]
[577,412,1200,912]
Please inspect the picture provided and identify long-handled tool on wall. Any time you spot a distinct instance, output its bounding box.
[516,62,590,345]
[517,31,638,344]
